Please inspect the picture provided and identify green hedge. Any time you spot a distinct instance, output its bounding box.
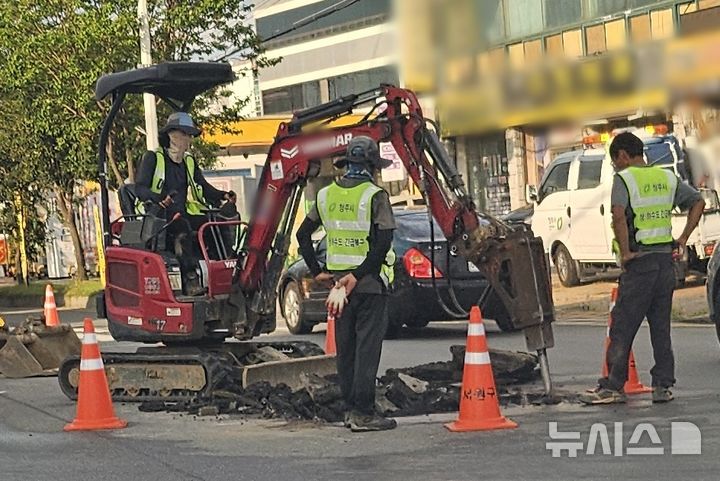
[0,280,103,299]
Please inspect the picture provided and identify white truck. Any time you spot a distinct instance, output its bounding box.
[527,139,720,287]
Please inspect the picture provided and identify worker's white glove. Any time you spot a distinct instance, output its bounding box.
[326,285,347,318]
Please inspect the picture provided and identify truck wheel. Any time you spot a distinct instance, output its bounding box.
[282,281,313,335]
[554,244,580,287]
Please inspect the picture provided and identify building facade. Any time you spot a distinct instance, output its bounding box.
[254,0,399,115]
[401,0,720,215]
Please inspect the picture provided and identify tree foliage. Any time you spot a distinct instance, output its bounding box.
[0,0,272,278]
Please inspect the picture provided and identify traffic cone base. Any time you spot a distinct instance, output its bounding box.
[623,355,653,394]
[64,318,126,432]
[603,288,652,395]
[445,416,518,432]
[64,416,127,432]
[445,306,517,433]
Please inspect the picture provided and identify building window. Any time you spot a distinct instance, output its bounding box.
[545,34,564,58]
[262,81,321,115]
[524,39,543,64]
[562,29,583,58]
[256,0,390,47]
[544,0,582,29]
[508,43,524,69]
[585,24,606,55]
[327,66,398,99]
[477,0,506,44]
[505,0,544,39]
[605,19,627,50]
[699,0,720,9]
[678,2,698,16]
[583,0,627,19]
[630,14,652,43]
[651,9,674,39]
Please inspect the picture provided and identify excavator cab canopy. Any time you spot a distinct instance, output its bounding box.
[95,61,235,109]
[96,62,236,247]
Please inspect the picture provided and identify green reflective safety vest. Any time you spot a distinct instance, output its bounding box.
[317,181,395,286]
[616,166,677,248]
[135,150,207,215]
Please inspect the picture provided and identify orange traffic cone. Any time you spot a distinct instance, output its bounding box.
[43,284,60,327]
[445,306,517,432]
[324,312,336,355]
[601,287,652,395]
[64,318,127,432]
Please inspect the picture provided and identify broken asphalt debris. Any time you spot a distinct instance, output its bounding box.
[139,346,574,421]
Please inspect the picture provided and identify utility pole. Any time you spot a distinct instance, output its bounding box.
[138,0,159,151]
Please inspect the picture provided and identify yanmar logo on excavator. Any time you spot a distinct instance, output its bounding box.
[280,133,353,159]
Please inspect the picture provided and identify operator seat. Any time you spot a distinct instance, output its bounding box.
[116,183,166,251]
[118,183,138,216]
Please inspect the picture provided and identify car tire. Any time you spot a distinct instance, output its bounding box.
[282,281,313,335]
[554,244,580,287]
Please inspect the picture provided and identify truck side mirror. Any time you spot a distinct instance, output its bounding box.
[526,185,538,204]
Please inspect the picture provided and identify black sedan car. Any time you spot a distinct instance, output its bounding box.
[278,207,512,337]
[706,241,720,344]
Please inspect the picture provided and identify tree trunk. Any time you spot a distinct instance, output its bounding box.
[54,188,88,281]
[126,144,135,183]
[106,134,124,186]
[14,247,24,286]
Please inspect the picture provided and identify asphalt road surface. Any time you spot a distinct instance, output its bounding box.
[1,309,719,481]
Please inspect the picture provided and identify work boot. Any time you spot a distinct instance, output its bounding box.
[652,387,674,403]
[183,272,206,296]
[579,387,627,405]
[348,411,397,432]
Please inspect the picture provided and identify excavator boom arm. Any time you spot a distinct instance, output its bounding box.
[237,86,555,348]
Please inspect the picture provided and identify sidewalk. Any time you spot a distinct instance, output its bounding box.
[554,275,710,324]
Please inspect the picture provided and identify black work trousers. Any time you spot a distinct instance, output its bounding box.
[599,253,676,391]
[163,209,208,278]
[335,292,389,414]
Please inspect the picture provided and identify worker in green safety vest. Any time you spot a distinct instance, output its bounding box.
[296,136,397,432]
[136,112,231,296]
[580,132,704,406]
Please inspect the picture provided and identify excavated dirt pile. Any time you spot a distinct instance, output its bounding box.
[139,346,562,422]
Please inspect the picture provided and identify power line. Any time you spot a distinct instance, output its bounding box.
[215,0,360,62]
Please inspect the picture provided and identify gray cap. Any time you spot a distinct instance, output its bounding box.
[159,112,201,137]
[335,136,392,169]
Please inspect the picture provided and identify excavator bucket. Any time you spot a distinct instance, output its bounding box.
[0,319,81,378]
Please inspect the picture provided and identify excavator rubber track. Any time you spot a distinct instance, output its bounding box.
[58,341,333,403]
